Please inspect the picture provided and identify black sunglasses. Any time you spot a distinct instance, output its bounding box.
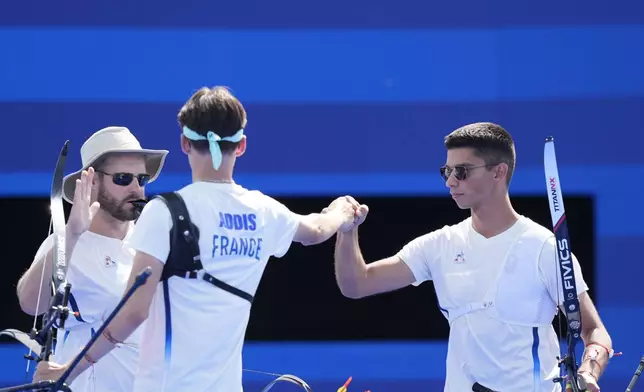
[439,164,498,182]
[96,171,151,187]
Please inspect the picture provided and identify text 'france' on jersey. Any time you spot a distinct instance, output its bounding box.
[212,212,263,261]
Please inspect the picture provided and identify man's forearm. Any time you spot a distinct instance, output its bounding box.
[67,306,146,382]
[314,210,347,243]
[17,230,81,315]
[299,210,347,246]
[579,327,613,380]
[334,230,367,298]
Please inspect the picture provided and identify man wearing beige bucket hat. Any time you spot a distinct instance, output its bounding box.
[17,126,168,392]
[33,86,359,391]
[61,126,168,207]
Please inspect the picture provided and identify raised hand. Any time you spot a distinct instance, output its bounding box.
[66,167,101,237]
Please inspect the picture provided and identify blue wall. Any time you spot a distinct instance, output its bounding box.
[2,0,644,390]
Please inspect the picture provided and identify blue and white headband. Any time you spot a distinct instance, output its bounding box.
[182,126,244,170]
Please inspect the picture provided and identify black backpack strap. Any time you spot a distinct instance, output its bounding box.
[155,192,203,277]
[154,192,254,304]
[185,271,254,303]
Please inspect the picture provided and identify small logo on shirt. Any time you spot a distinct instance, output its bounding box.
[453,251,465,264]
[104,256,116,268]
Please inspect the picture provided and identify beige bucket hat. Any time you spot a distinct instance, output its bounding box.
[62,126,169,203]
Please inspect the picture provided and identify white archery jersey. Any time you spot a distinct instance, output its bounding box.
[30,228,144,392]
[125,182,301,392]
[397,216,589,392]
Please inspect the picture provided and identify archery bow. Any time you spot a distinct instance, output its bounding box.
[260,375,312,392]
[31,140,73,363]
[241,368,312,391]
[544,137,586,392]
[0,141,72,392]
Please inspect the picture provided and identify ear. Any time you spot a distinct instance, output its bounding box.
[180,134,191,155]
[90,175,100,201]
[235,136,247,157]
[494,163,509,182]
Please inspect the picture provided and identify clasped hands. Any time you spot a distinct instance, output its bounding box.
[323,195,369,233]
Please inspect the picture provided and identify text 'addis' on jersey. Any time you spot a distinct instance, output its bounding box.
[214,212,263,260]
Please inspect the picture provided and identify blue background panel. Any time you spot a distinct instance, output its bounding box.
[1,99,643,174]
[2,27,644,103]
[2,0,644,28]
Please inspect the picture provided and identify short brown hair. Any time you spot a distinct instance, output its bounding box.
[177,86,248,154]
[444,122,516,185]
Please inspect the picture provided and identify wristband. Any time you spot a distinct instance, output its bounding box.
[83,352,97,364]
[585,342,619,359]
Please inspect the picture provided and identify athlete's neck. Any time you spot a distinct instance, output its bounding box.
[89,210,131,240]
[470,193,520,238]
[191,156,235,184]
[192,171,234,184]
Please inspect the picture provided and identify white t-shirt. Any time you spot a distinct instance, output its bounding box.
[125,182,301,392]
[397,216,589,392]
[31,228,143,392]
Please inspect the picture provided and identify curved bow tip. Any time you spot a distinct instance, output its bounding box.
[0,329,43,353]
[260,374,313,392]
[61,140,71,156]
